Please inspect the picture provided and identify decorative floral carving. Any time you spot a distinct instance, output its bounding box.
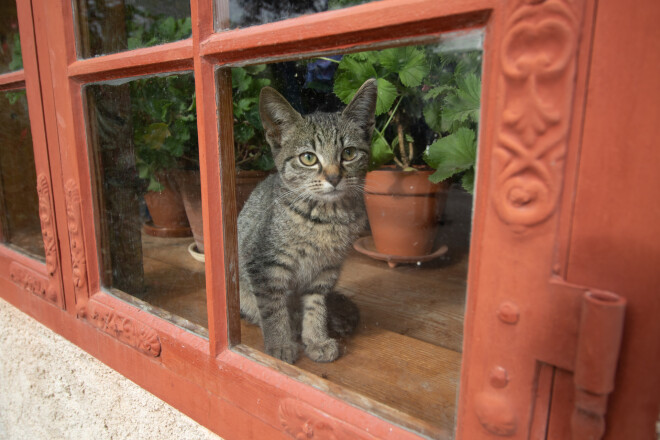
[9,262,57,304]
[79,299,161,357]
[37,175,57,275]
[36,174,62,306]
[493,0,578,229]
[65,179,88,298]
[279,398,375,440]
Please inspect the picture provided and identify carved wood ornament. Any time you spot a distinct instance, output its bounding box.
[11,174,62,306]
[64,179,88,303]
[79,299,161,357]
[9,262,54,303]
[493,0,578,231]
[279,398,377,440]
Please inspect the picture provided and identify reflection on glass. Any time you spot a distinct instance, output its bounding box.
[221,0,373,29]
[230,37,482,436]
[86,73,206,335]
[75,0,191,59]
[0,1,23,74]
[0,90,44,259]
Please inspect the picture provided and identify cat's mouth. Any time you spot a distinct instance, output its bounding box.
[316,187,345,201]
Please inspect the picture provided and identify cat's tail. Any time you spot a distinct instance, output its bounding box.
[325,292,360,338]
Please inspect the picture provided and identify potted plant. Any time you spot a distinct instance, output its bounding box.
[329,46,481,265]
[128,11,275,256]
[131,73,197,239]
[124,10,196,238]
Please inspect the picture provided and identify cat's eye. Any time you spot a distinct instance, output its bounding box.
[341,147,357,161]
[299,152,318,166]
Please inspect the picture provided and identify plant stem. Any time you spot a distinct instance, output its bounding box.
[380,96,402,135]
[317,56,340,64]
[395,115,411,168]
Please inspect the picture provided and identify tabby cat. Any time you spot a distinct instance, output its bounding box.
[237,79,377,364]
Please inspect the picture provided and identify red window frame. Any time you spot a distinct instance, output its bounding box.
[0,0,603,438]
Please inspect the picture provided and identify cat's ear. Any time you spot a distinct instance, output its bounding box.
[259,87,303,149]
[341,78,378,143]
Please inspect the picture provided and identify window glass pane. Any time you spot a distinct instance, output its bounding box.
[85,73,207,336]
[218,0,375,30]
[74,0,191,59]
[0,89,44,260]
[0,1,23,74]
[227,33,482,436]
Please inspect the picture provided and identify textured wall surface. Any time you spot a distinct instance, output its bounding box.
[0,298,222,440]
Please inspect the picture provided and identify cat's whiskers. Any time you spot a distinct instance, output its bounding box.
[272,188,300,207]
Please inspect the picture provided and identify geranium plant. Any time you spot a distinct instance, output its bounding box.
[128,10,275,192]
[328,45,481,192]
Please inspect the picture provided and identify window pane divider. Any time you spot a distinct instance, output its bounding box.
[200,0,491,64]
[67,39,194,83]
[0,70,26,91]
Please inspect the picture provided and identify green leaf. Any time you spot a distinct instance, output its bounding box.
[375,78,397,116]
[423,99,443,133]
[369,133,394,170]
[400,52,428,87]
[157,17,176,40]
[423,84,452,101]
[137,164,151,180]
[234,123,255,144]
[461,168,475,194]
[333,53,378,104]
[244,64,266,75]
[455,51,482,77]
[441,73,481,131]
[5,90,25,106]
[253,150,275,171]
[424,127,477,181]
[176,17,192,39]
[142,122,171,149]
[378,46,429,87]
[127,37,141,50]
[147,176,164,192]
[8,33,23,71]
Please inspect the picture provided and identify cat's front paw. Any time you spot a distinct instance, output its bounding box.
[267,342,300,364]
[304,338,339,362]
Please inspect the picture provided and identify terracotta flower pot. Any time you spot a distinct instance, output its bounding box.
[143,172,191,237]
[364,168,449,257]
[172,169,270,257]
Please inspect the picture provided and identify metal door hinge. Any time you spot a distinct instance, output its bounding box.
[572,289,626,440]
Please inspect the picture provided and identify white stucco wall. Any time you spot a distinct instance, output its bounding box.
[0,298,223,440]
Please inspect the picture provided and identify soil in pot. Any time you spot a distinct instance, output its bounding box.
[364,168,449,257]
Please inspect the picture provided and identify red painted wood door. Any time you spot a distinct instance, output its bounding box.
[457,0,660,439]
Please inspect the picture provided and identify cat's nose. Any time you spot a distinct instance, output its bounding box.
[325,173,341,188]
[324,165,341,188]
